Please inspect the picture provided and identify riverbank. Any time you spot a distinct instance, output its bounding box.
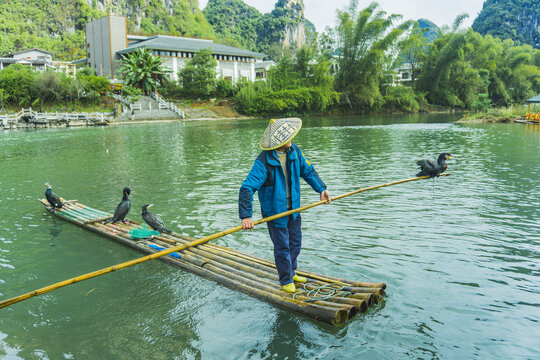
[456,105,534,124]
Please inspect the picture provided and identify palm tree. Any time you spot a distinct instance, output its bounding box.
[118,48,170,95]
[334,1,412,109]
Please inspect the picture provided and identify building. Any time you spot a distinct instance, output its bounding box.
[84,15,267,82]
[392,62,413,86]
[0,48,76,76]
[255,60,276,81]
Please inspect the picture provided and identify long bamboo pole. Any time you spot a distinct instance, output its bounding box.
[0,173,450,309]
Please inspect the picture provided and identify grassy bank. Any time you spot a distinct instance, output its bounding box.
[457,105,529,123]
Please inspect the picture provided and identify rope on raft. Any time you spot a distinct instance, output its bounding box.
[293,283,352,302]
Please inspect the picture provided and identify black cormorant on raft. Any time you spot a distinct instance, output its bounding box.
[104,187,131,224]
[44,183,63,209]
[142,204,172,234]
[416,153,452,178]
[35,199,385,326]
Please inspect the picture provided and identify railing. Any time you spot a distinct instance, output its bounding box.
[130,103,142,111]
[0,108,107,128]
[112,94,131,105]
[151,93,185,118]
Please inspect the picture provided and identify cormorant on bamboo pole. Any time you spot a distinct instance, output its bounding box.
[141,204,172,234]
[44,183,63,209]
[416,153,452,178]
[105,187,131,224]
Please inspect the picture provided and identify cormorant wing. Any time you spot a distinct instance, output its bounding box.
[112,199,131,222]
[417,159,436,170]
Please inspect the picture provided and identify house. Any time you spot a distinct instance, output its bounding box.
[393,62,413,86]
[0,48,77,76]
[0,48,53,71]
[84,15,267,82]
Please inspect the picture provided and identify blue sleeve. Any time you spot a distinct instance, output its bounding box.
[298,147,326,193]
[239,159,267,219]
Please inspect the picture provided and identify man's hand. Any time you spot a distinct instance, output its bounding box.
[320,189,331,204]
[242,218,254,230]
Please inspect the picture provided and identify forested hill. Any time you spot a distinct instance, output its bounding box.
[0,0,309,60]
[204,0,308,56]
[472,0,540,48]
[0,0,214,59]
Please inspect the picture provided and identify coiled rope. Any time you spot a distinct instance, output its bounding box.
[293,283,352,302]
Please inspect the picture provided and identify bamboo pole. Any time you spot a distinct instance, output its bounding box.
[0,173,449,309]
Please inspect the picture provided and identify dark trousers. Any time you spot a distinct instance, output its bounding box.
[266,214,302,285]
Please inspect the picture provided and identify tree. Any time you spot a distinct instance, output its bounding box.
[177,48,218,98]
[397,22,429,89]
[0,64,36,107]
[34,71,67,111]
[333,1,412,111]
[118,48,170,95]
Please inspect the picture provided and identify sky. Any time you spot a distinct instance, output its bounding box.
[198,0,487,33]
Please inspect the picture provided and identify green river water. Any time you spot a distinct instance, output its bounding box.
[0,114,538,359]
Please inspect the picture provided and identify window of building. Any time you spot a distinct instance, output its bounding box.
[402,72,410,80]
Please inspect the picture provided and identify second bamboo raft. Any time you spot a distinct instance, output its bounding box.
[40,199,386,326]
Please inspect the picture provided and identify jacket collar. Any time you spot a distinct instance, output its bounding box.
[265,144,298,166]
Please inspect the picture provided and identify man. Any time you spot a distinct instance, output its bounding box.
[238,118,331,293]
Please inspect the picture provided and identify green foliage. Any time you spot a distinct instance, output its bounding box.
[383,85,420,113]
[417,27,540,109]
[0,64,36,107]
[234,45,339,116]
[0,64,112,110]
[122,84,143,97]
[333,1,412,111]
[396,22,429,89]
[118,48,170,95]
[235,85,339,116]
[215,78,236,98]
[471,93,492,112]
[34,71,68,110]
[203,0,262,51]
[177,48,218,98]
[472,0,540,49]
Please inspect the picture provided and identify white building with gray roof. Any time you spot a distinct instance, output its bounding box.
[85,15,267,82]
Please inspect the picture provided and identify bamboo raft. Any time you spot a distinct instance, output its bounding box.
[39,199,385,326]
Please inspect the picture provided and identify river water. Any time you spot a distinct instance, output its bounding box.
[0,114,538,359]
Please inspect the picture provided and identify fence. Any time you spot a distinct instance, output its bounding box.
[1,108,107,129]
[151,93,185,118]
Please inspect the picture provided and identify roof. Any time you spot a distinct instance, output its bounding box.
[254,60,276,69]
[72,58,88,65]
[526,94,540,103]
[0,58,47,65]
[117,35,266,59]
[3,48,53,57]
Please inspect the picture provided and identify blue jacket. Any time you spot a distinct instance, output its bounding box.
[239,143,326,228]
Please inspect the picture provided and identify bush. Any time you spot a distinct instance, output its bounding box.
[383,85,420,113]
[214,78,235,98]
[471,93,492,113]
[235,85,339,116]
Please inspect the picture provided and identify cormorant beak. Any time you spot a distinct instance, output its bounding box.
[447,155,452,159]
[148,204,153,208]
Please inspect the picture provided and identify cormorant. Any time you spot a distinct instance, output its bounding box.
[44,183,63,209]
[416,153,452,178]
[141,204,172,234]
[105,187,131,224]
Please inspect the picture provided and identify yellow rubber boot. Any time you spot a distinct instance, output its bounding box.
[282,282,296,293]
[293,274,307,283]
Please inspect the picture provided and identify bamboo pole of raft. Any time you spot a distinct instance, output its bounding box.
[0,173,449,309]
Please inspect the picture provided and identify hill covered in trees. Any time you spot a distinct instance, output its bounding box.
[472,0,540,49]
[0,0,309,60]
[0,0,215,59]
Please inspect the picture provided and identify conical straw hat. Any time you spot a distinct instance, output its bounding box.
[259,118,302,150]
